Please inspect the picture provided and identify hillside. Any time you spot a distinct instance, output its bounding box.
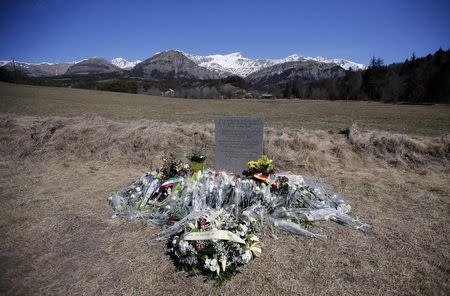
[66,58,123,75]
[247,60,346,85]
[130,50,223,80]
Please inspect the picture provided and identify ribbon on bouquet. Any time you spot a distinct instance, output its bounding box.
[251,172,271,183]
[183,230,246,244]
[156,177,183,193]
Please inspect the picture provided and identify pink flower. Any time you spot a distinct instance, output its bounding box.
[195,241,205,251]
[197,218,209,229]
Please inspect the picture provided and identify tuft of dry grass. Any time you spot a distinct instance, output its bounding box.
[348,124,450,168]
[0,113,449,295]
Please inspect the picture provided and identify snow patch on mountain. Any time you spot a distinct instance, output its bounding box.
[301,56,366,71]
[185,52,275,77]
[111,58,141,69]
[0,60,77,67]
[269,54,366,71]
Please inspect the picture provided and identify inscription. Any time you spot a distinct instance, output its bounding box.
[215,117,263,175]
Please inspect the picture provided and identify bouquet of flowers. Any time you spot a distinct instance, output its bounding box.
[159,154,191,179]
[170,211,262,285]
[108,154,372,284]
[242,155,274,183]
[188,149,207,172]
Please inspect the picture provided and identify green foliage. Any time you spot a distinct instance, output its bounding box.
[160,154,189,178]
[188,149,207,163]
[97,79,139,93]
[168,205,188,221]
[210,266,239,286]
[363,56,387,100]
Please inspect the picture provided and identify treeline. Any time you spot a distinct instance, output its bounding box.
[0,68,254,98]
[279,48,450,103]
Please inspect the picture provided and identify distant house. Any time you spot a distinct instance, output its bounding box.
[260,93,275,99]
[243,92,256,98]
[162,88,175,97]
[232,89,245,98]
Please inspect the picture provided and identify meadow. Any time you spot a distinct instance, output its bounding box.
[0,82,449,295]
[1,82,449,135]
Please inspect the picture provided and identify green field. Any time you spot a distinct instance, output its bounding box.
[1,82,449,135]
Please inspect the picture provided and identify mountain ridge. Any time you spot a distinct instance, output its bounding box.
[0,51,365,78]
[183,51,365,77]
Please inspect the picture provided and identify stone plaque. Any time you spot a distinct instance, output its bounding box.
[215,116,263,175]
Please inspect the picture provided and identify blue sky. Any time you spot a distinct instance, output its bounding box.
[0,0,449,65]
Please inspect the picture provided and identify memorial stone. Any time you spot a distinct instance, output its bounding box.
[215,116,263,175]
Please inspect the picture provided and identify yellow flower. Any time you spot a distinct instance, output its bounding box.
[247,161,258,168]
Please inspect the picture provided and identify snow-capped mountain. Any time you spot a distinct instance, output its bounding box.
[300,56,365,71]
[185,52,275,77]
[0,60,54,67]
[0,58,139,76]
[185,52,365,77]
[0,60,74,76]
[110,58,141,70]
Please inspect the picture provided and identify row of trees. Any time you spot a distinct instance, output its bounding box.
[279,48,450,103]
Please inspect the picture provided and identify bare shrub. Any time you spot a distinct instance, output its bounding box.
[348,123,450,168]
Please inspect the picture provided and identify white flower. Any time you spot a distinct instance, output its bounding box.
[179,241,189,255]
[136,187,141,192]
[250,235,259,242]
[236,223,248,236]
[204,257,218,272]
[240,224,248,233]
[209,259,217,271]
[241,250,252,264]
[219,255,227,271]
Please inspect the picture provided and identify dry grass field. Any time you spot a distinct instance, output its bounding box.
[0,82,449,295]
[1,82,450,135]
